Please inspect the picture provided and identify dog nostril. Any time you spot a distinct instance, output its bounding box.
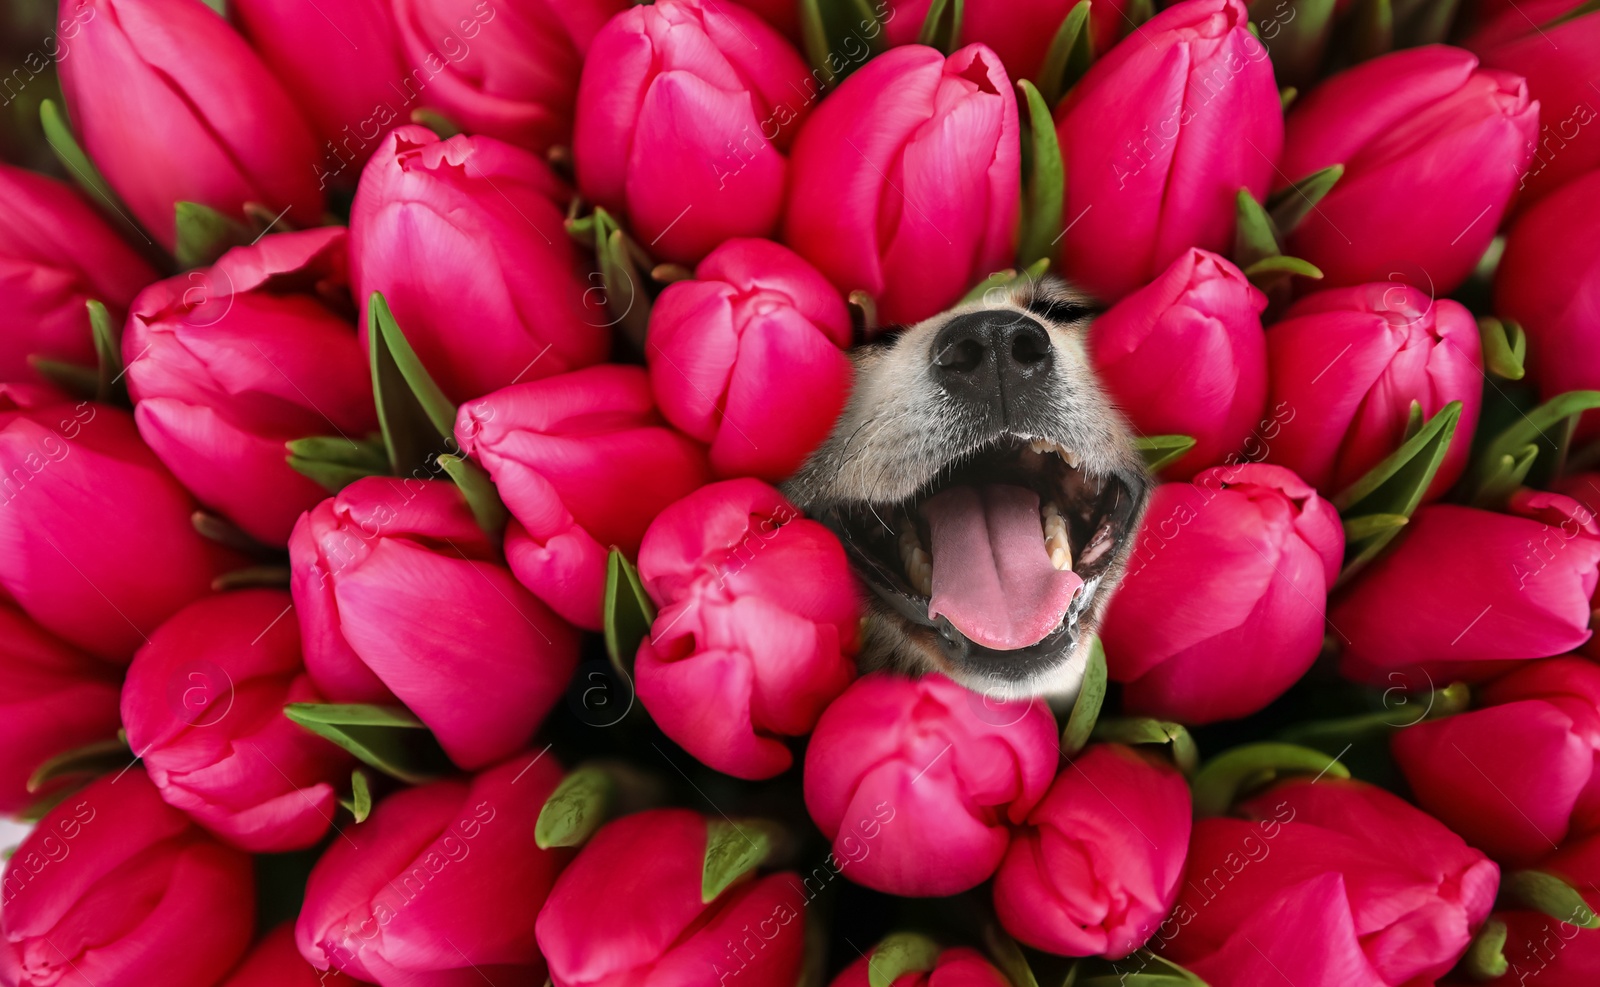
[1011,330,1050,366]
[937,337,987,374]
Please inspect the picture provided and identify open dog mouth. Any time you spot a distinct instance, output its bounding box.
[820,435,1142,671]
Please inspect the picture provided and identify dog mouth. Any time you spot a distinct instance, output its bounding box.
[821,435,1142,672]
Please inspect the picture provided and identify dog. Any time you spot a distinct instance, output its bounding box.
[785,275,1152,700]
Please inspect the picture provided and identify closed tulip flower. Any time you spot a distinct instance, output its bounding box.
[830,945,1011,987]
[121,589,355,853]
[1089,248,1267,478]
[124,227,375,545]
[0,162,156,383]
[455,365,710,629]
[1053,0,1281,302]
[884,0,1131,80]
[351,125,608,402]
[803,672,1058,897]
[1265,283,1482,499]
[1100,464,1344,724]
[0,770,255,987]
[394,0,626,154]
[1279,45,1538,292]
[297,753,567,986]
[994,744,1192,959]
[289,477,579,770]
[1393,656,1600,865]
[1164,778,1498,986]
[0,387,231,661]
[536,809,807,987]
[0,602,122,816]
[220,924,351,987]
[634,479,859,780]
[1333,492,1600,685]
[647,238,853,480]
[1496,170,1600,440]
[1496,831,1600,985]
[56,0,322,250]
[786,43,1019,325]
[574,0,812,264]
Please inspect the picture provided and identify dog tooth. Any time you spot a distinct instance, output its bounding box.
[1049,544,1073,571]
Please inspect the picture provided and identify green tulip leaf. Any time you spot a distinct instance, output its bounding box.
[25,738,129,795]
[437,453,508,544]
[1037,1,1095,106]
[1461,917,1508,981]
[370,293,456,438]
[174,201,250,271]
[1340,512,1407,543]
[283,703,452,786]
[1543,0,1600,29]
[1278,682,1470,752]
[982,924,1040,987]
[1333,401,1461,516]
[703,818,774,904]
[84,299,125,404]
[1478,316,1527,381]
[1249,0,1336,90]
[1241,253,1323,284]
[604,548,656,675]
[917,0,964,53]
[1134,434,1197,473]
[1349,0,1395,60]
[368,292,455,475]
[1091,717,1199,776]
[340,769,373,824]
[39,100,127,225]
[286,435,391,494]
[191,511,271,555]
[1279,86,1299,111]
[1267,164,1343,235]
[799,0,890,85]
[1191,742,1349,817]
[1471,390,1600,503]
[1502,871,1600,929]
[535,765,616,850]
[1398,0,1465,45]
[29,358,100,399]
[868,933,942,987]
[409,107,461,140]
[961,258,1052,306]
[212,565,291,591]
[1232,189,1283,271]
[1018,79,1066,268]
[1061,636,1108,756]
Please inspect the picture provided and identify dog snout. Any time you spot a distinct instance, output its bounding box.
[930,310,1054,421]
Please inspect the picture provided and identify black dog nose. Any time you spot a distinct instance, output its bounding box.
[930,311,1054,419]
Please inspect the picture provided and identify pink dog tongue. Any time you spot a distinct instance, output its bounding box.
[921,485,1083,651]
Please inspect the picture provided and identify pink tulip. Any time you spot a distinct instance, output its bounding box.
[1100,463,1344,723]
[56,0,322,250]
[1163,778,1498,986]
[1264,283,1483,499]
[124,227,375,545]
[0,601,121,816]
[0,386,232,661]
[1496,170,1600,441]
[455,364,711,629]
[0,770,255,987]
[393,0,627,154]
[1278,45,1538,293]
[288,477,579,770]
[536,808,807,987]
[785,43,1019,325]
[0,162,156,383]
[1053,0,1281,302]
[830,946,1011,987]
[1496,830,1600,986]
[121,589,354,853]
[647,238,853,480]
[574,0,813,265]
[297,753,568,986]
[1089,248,1267,478]
[803,672,1058,896]
[885,0,1131,79]
[350,125,608,402]
[994,744,1192,959]
[1392,656,1600,865]
[220,924,349,987]
[634,479,859,780]
[1333,492,1600,685]
[1465,1,1600,205]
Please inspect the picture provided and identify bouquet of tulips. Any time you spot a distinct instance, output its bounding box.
[3,0,1600,984]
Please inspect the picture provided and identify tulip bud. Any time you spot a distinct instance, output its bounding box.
[228,0,408,184]
[289,477,580,770]
[121,589,355,852]
[1392,656,1600,866]
[830,944,1011,987]
[1495,830,1600,985]
[1089,248,1267,478]
[994,744,1192,958]
[1053,0,1281,302]
[297,753,568,985]
[124,227,375,545]
[574,0,814,264]
[351,125,609,401]
[57,0,322,250]
[803,672,1058,896]
[0,770,255,987]
[393,0,627,154]
[1465,1,1600,205]
[1333,492,1600,685]
[884,0,1132,80]
[0,386,232,661]
[536,809,808,987]
[647,238,853,481]
[220,923,350,987]
[0,601,121,816]
[1278,45,1538,293]
[0,162,157,383]
[634,479,859,779]
[785,43,1019,325]
[1496,169,1600,441]
[1265,283,1482,499]
[1164,777,1498,986]
[455,365,711,629]
[1100,463,1343,724]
